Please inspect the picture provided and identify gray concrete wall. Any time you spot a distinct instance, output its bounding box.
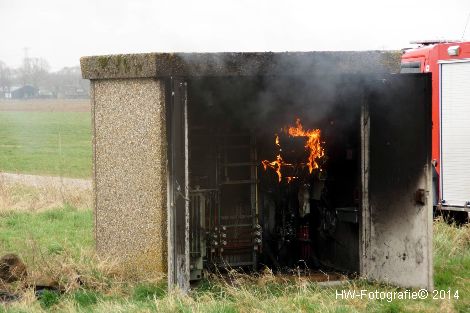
[91,78,167,274]
[81,51,402,79]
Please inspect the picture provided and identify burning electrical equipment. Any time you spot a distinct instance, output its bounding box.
[187,76,364,279]
[259,118,326,268]
[261,118,324,182]
[81,52,434,291]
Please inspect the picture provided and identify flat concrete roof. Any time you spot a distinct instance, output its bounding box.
[80,51,402,80]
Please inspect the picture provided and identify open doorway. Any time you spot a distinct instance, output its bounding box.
[167,73,432,291]
[186,75,363,280]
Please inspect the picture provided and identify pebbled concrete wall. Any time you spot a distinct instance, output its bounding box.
[92,78,167,275]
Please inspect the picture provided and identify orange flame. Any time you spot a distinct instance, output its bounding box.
[286,118,324,173]
[275,134,280,147]
[261,118,324,182]
[262,154,283,182]
[286,176,298,183]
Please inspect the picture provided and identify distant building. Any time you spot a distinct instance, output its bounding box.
[10,85,38,99]
[38,89,55,99]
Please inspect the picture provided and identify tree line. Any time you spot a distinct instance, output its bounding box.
[0,57,89,99]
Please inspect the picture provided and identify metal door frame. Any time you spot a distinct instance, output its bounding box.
[167,77,190,292]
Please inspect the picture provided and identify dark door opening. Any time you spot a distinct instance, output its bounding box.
[167,73,432,291]
[187,75,363,280]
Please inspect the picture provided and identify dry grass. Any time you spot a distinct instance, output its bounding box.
[0,180,91,213]
[434,216,470,257]
[0,184,468,312]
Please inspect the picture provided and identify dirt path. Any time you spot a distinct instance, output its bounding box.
[0,172,91,190]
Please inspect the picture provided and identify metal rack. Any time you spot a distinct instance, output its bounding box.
[211,133,260,268]
[189,130,261,276]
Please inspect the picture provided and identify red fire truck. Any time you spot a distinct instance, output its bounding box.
[401,40,470,221]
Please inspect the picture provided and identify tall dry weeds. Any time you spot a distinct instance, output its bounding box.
[434,216,470,257]
[0,179,91,212]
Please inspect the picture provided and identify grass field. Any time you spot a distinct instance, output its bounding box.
[0,187,468,312]
[0,111,92,178]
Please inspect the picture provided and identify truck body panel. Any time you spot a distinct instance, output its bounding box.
[402,41,470,211]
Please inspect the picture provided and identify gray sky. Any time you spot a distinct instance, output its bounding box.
[1,0,469,71]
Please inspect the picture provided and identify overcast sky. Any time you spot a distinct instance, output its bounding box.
[1,0,469,71]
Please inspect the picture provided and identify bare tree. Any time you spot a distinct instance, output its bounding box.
[0,57,89,99]
[48,66,89,97]
[19,57,50,88]
[0,60,12,94]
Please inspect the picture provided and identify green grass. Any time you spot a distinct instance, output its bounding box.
[0,112,92,178]
[72,289,100,307]
[0,206,468,312]
[38,290,61,309]
[132,282,167,302]
[0,205,94,257]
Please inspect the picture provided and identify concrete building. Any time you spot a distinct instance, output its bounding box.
[80,51,433,291]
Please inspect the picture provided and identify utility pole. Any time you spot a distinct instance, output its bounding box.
[22,47,30,86]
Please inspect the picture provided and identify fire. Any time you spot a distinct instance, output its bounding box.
[286,176,298,183]
[261,118,324,182]
[261,154,284,182]
[287,118,324,173]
